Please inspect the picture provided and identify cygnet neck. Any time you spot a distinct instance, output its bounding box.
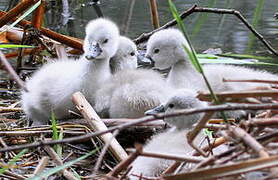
[81,56,111,95]
[167,59,200,90]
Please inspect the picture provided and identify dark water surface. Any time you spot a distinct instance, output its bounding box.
[1,0,278,56]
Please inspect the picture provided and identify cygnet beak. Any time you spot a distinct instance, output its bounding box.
[138,54,154,67]
[85,42,102,60]
[145,104,165,116]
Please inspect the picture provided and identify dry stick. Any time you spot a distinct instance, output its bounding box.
[31,0,45,29]
[187,112,215,157]
[138,151,202,163]
[196,129,278,169]
[0,51,27,92]
[0,10,83,50]
[163,155,278,180]
[164,134,227,174]
[223,79,278,85]
[0,107,22,112]
[33,156,49,176]
[162,162,182,175]
[193,137,227,156]
[133,5,277,56]
[148,0,160,29]
[93,130,120,174]
[197,90,278,101]
[0,0,39,28]
[4,49,33,59]
[121,0,135,35]
[44,146,78,180]
[229,126,278,176]
[1,103,278,153]
[3,171,26,180]
[134,4,197,44]
[71,92,128,162]
[193,7,278,56]
[247,118,278,127]
[108,144,143,177]
[0,137,16,158]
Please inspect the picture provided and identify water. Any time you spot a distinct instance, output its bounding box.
[1,0,278,55]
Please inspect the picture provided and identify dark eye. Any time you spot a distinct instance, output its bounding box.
[130,52,135,56]
[103,39,108,44]
[154,49,160,54]
[168,103,174,108]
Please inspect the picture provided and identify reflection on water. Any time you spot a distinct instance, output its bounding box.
[1,0,278,55]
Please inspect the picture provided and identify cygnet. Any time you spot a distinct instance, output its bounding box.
[22,18,120,125]
[130,89,213,178]
[94,68,173,118]
[145,29,278,92]
[110,36,137,74]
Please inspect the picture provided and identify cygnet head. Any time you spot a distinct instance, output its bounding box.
[110,36,138,74]
[145,29,189,70]
[83,18,120,60]
[145,89,206,130]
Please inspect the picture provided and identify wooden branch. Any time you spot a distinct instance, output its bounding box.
[187,112,215,157]
[197,90,278,101]
[223,79,278,85]
[0,51,27,92]
[133,5,197,44]
[163,155,278,180]
[1,103,278,153]
[229,126,278,175]
[0,10,83,50]
[108,144,143,177]
[33,156,49,176]
[44,146,78,180]
[148,0,160,29]
[138,151,202,163]
[93,130,120,174]
[71,92,128,162]
[133,5,277,56]
[0,0,39,28]
[31,0,45,29]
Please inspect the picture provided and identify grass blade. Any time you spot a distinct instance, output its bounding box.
[246,0,265,53]
[0,149,28,175]
[168,0,227,121]
[27,149,98,180]
[9,0,41,29]
[0,44,34,48]
[50,111,62,155]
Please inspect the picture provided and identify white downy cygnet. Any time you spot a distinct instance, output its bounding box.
[94,68,173,118]
[145,29,278,92]
[94,37,173,118]
[110,36,138,74]
[130,89,216,178]
[22,18,120,125]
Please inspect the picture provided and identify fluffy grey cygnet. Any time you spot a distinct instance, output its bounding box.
[94,34,174,118]
[94,68,173,118]
[130,89,220,178]
[146,89,206,129]
[110,36,138,74]
[22,18,120,125]
[145,29,278,91]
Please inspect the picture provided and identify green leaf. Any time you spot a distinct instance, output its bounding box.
[203,128,213,139]
[219,53,273,61]
[50,112,62,154]
[9,0,41,29]
[27,149,98,180]
[0,44,34,48]
[168,0,227,121]
[0,149,28,175]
